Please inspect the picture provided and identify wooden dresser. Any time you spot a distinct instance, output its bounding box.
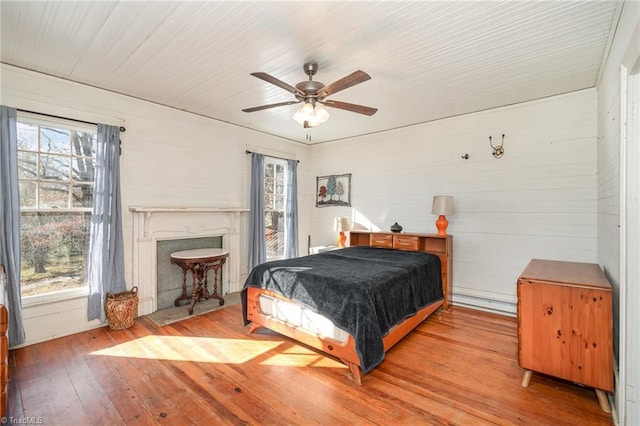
[517,259,613,413]
[349,230,452,309]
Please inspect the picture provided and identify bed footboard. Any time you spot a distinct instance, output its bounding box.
[245,287,443,384]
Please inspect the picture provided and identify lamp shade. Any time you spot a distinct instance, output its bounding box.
[431,195,453,216]
[334,217,351,232]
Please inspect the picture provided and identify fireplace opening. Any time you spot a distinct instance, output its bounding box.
[156,236,223,310]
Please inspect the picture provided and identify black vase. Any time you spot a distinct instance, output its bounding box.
[390,222,402,233]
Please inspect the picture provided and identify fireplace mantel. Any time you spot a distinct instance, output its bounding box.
[129,207,248,238]
[130,206,248,212]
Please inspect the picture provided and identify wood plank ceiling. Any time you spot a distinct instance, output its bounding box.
[0,1,620,144]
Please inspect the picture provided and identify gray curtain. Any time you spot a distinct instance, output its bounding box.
[285,159,299,259]
[87,124,125,322]
[0,106,26,345]
[248,153,266,270]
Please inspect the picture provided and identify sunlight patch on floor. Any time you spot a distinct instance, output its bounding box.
[91,335,283,363]
[90,335,348,369]
[260,345,347,369]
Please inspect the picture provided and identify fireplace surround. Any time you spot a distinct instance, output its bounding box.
[129,207,248,315]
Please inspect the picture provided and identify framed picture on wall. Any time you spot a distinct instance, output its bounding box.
[316,173,351,207]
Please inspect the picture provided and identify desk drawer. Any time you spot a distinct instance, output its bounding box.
[370,234,392,248]
[393,235,419,251]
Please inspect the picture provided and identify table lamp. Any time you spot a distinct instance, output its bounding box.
[334,217,350,248]
[431,195,453,235]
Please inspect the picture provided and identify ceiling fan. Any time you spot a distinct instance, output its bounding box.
[242,62,377,128]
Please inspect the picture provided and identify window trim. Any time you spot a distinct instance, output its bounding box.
[22,286,89,307]
[264,156,288,261]
[16,113,97,302]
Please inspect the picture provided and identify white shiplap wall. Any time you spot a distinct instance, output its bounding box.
[310,89,598,314]
[0,63,604,346]
[1,64,312,346]
[596,1,640,423]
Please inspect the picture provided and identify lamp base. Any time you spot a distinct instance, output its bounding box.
[435,215,449,236]
[337,231,346,248]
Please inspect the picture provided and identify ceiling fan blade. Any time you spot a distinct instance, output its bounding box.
[321,100,377,116]
[242,100,301,113]
[251,72,305,96]
[319,70,371,97]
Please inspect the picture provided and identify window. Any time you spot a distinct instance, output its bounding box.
[264,157,287,260]
[16,115,97,299]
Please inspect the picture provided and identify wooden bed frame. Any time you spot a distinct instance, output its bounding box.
[245,230,453,384]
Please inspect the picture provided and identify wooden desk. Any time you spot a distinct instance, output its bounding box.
[170,248,228,315]
[517,259,613,413]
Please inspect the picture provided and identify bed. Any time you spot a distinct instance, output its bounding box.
[242,230,452,384]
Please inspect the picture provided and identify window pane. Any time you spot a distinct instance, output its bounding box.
[264,178,274,194]
[40,182,69,208]
[17,151,37,180]
[17,117,96,299]
[72,156,95,182]
[40,126,71,154]
[71,131,97,158]
[40,154,70,181]
[20,212,90,297]
[19,181,36,208]
[265,193,274,209]
[274,195,284,211]
[72,184,93,208]
[264,158,287,260]
[17,122,38,151]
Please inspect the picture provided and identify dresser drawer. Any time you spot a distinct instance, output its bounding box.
[370,234,392,248]
[393,235,419,251]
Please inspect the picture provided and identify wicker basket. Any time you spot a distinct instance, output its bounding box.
[105,286,138,330]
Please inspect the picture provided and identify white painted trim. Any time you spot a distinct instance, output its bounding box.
[129,207,248,213]
[618,18,640,424]
[22,286,88,307]
[596,1,625,87]
[619,62,628,426]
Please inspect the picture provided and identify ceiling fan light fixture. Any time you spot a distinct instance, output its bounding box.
[306,114,321,127]
[314,104,330,123]
[293,101,328,127]
[301,102,314,117]
[293,103,310,125]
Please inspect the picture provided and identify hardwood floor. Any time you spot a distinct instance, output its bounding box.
[7,305,614,425]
